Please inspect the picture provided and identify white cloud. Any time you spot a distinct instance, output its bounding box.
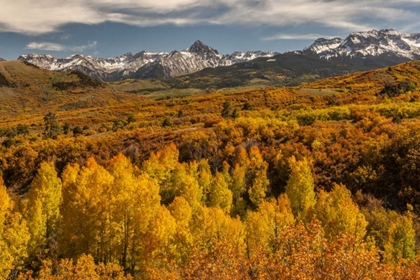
[0,0,419,35]
[26,41,97,52]
[70,41,97,52]
[26,42,65,51]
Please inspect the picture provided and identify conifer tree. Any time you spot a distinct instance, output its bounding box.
[42,111,62,139]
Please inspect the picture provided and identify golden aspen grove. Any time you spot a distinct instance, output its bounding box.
[3,59,420,279]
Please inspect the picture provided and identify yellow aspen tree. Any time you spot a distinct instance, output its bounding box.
[208,172,233,214]
[247,146,269,207]
[197,159,212,204]
[108,153,137,267]
[61,158,114,262]
[108,153,161,269]
[231,164,246,200]
[38,254,132,279]
[139,206,176,276]
[315,184,367,243]
[246,194,294,255]
[60,163,80,258]
[2,210,30,277]
[384,210,416,264]
[168,196,193,265]
[285,156,316,221]
[224,161,248,217]
[142,143,179,185]
[0,178,30,278]
[169,163,202,208]
[128,174,161,271]
[230,147,248,200]
[24,162,62,259]
[0,178,9,228]
[364,206,399,251]
[0,179,15,278]
[190,205,246,252]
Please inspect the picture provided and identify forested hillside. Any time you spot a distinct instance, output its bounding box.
[2,59,420,278]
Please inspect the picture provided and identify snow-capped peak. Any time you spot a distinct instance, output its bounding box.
[184,40,219,55]
[18,40,277,80]
[306,29,420,59]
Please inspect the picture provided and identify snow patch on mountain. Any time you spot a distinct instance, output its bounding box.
[18,40,277,80]
[306,29,420,60]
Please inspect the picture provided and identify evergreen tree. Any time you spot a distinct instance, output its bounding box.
[221,101,231,118]
[43,111,62,139]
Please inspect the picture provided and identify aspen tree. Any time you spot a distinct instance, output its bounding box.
[285,157,316,221]
[208,172,233,214]
[246,194,294,254]
[315,184,367,243]
[384,210,416,264]
[24,162,62,258]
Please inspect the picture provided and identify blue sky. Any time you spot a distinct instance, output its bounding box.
[1,0,420,59]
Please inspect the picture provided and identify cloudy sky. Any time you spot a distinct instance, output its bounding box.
[1,0,420,59]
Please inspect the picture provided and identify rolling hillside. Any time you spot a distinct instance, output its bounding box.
[2,57,420,278]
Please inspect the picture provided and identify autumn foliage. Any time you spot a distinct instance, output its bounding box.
[3,60,420,278]
[0,146,419,279]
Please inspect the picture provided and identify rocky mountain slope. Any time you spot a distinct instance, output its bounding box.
[17,29,420,82]
[304,29,420,59]
[19,40,279,81]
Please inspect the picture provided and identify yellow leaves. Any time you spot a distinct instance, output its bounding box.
[384,212,416,264]
[285,156,316,221]
[247,146,269,207]
[38,254,132,280]
[246,195,294,254]
[61,154,163,269]
[140,206,177,270]
[172,163,202,209]
[315,184,367,243]
[60,157,117,264]
[0,178,10,228]
[169,196,192,226]
[142,143,179,183]
[208,173,233,214]
[24,162,62,257]
[0,178,29,278]
[3,142,420,278]
[191,206,246,252]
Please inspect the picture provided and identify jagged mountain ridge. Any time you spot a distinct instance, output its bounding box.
[19,40,279,81]
[18,29,420,82]
[305,29,420,59]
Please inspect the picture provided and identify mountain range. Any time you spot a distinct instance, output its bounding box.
[18,40,277,81]
[305,29,420,59]
[17,29,420,82]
